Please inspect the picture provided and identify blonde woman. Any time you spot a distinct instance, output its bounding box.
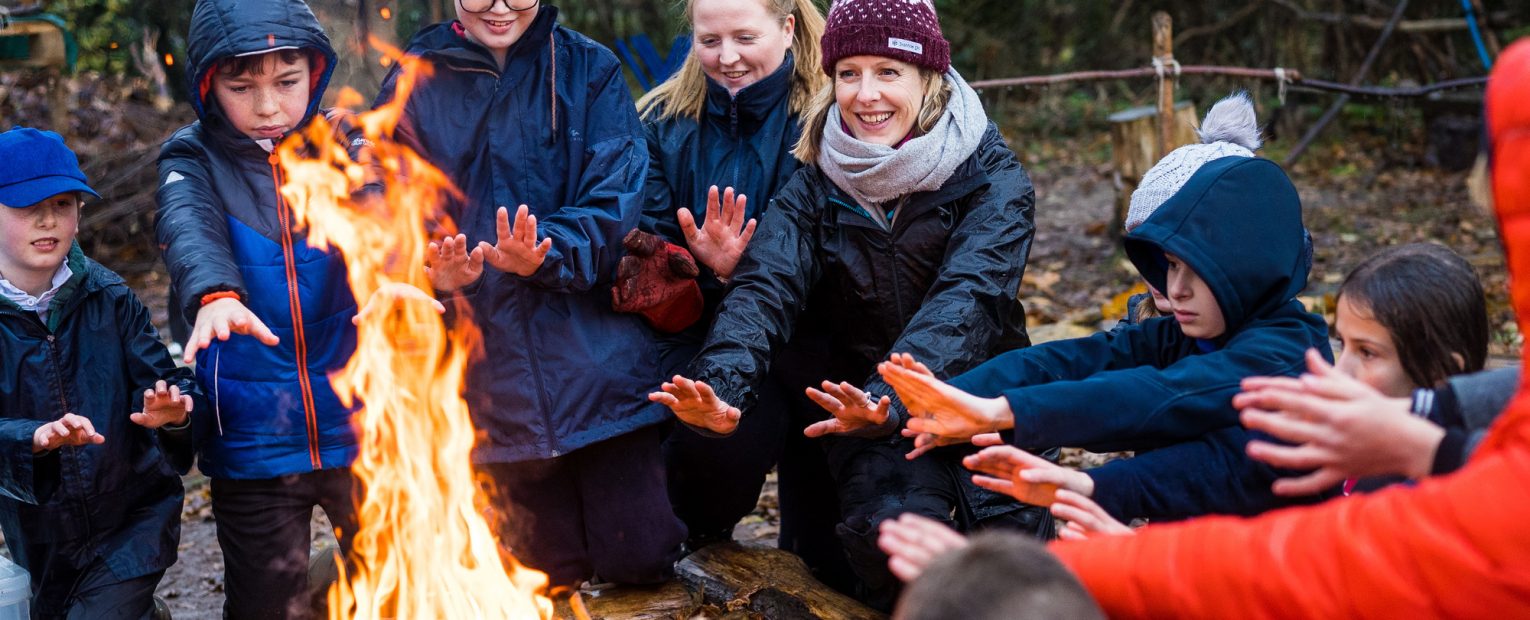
[650,0,1045,609]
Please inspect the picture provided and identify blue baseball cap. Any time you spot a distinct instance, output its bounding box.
[0,127,100,208]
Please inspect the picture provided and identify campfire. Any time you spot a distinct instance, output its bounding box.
[274,44,553,619]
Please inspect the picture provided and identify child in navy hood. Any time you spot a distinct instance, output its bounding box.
[153,0,367,615]
[885,94,1334,522]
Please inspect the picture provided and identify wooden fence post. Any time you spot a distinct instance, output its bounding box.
[1153,11,1174,160]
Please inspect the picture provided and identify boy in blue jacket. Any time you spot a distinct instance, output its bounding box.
[0,127,204,617]
[383,0,685,592]
[882,94,1334,521]
[153,0,365,616]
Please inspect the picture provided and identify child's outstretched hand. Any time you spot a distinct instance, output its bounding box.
[650,375,742,435]
[131,380,193,429]
[876,513,969,583]
[880,354,1014,457]
[32,413,105,453]
[1235,348,1443,495]
[480,205,552,277]
[1051,489,1133,541]
[426,233,485,292]
[678,186,757,280]
[803,380,891,438]
[963,444,1094,506]
[354,282,448,325]
[185,297,280,364]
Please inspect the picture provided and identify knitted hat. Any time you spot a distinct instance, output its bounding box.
[820,0,951,75]
[1125,92,1262,231]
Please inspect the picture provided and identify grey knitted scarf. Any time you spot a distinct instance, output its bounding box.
[817,68,987,229]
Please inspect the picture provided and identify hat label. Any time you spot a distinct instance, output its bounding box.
[887,38,924,55]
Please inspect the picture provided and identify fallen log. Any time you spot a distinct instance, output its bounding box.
[673,544,883,620]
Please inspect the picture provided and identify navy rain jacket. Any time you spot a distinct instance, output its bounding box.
[154,0,359,479]
[376,7,664,463]
[0,247,203,589]
[951,156,1334,519]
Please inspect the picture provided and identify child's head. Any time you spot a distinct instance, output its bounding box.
[1335,243,1488,396]
[1163,251,1225,339]
[187,0,336,136]
[455,0,542,61]
[893,531,1104,620]
[210,49,313,141]
[0,128,97,292]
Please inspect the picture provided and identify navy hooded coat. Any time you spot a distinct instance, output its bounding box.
[154,0,359,480]
[951,156,1334,519]
[375,8,665,463]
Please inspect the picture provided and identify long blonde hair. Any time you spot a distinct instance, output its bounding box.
[792,66,951,164]
[637,0,828,121]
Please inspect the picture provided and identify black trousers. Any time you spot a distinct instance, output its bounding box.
[478,425,686,590]
[28,557,162,620]
[210,468,359,620]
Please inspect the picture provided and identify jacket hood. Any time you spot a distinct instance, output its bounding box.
[704,52,795,129]
[1124,156,1308,338]
[406,6,559,72]
[185,0,337,130]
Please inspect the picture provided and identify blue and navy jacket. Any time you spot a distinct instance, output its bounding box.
[154,0,358,480]
[376,7,665,463]
[951,156,1334,519]
[0,247,204,586]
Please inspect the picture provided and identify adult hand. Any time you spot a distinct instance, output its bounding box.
[650,375,742,435]
[1235,348,1445,496]
[131,380,194,429]
[678,186,757,280]
[479,205,552,277]
[184,297,279,364]
[425,233,485,292]
[803,380,891,438]
[963,444,1094,506]
[876,513,969,583]
[881,355,1014,456]
[33,413,105,453]
[353,282,447,325]
[1051,489,1133,541]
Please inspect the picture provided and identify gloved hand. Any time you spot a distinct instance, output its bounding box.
[612,229,704,333]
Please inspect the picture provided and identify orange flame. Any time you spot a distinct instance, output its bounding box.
[275,40,552,619]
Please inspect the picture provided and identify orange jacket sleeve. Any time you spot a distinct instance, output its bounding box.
[1050,40,1530,619]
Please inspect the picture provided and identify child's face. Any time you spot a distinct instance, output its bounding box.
[456,0,541,57]
[1333,296,1416,398]
[212,53,312,141]
[1163,251,1225,339]
[692,0,794,96]
[1146,281,1172,314]
[0,193,80,289]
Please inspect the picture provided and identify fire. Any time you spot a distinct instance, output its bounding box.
[275,43,553,618]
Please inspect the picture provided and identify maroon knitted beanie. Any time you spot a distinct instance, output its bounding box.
[820,0,951,75]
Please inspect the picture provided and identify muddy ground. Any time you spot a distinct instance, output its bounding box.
[0,72,1509,617]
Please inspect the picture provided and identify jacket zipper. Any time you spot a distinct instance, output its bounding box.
[270,155,323,470]
[44,334,71,425]
[730,98,742,189]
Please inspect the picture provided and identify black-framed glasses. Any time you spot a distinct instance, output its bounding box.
[459,0,539,13]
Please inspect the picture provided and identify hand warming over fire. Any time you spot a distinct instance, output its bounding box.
[426,233,485,292]
[1051,489,1133,541]
[131,380,194,429]
[803,380,891,437]
[479,205,553,277]
[882,354,1015,454]
[353,282,447,325]
[32,413,105,453]
[963,444,1093,506]
[184,297,281,364]
[650,375,742,435]
[678,185,757,280]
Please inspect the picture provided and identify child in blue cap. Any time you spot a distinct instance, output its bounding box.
[0,127,206,617]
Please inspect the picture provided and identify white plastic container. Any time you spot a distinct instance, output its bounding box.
[0,554,28,620]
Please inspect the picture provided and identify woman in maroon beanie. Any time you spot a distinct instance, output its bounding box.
[651,0,1047,609]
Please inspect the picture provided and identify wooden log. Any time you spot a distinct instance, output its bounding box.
[676,543,884,620]
[1152,11,1174,160]
[1109,101,1199,236]
[559,582,700,620]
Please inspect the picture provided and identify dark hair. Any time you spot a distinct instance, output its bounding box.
[894,532,1104,620]
[1337,243,1489,388]
[214,49,307,78]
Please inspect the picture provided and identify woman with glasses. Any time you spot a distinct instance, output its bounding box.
[376,0,685,593]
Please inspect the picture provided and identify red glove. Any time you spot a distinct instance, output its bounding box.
[612,229,704,333]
